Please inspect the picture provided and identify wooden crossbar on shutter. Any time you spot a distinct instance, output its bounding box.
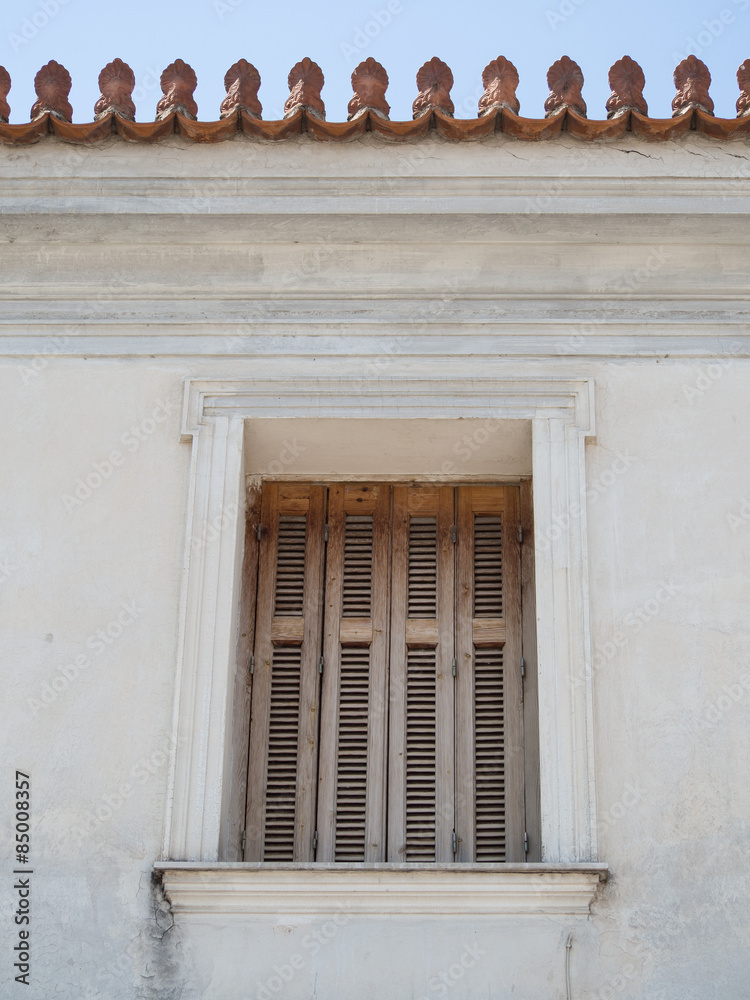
[454,485,524,862]
[388,485,455,862]
[244,483,326,861]
[317,484,390,862]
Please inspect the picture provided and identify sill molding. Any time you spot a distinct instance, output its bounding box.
[154,862,608,917]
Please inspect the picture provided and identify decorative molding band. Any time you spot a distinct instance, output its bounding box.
[2,173,749,216]
[165,374,597,863]
[155,863,608,917]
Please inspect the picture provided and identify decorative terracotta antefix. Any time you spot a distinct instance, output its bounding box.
[94,59,136,120]
[605,56,648,118]
[30,60,73,122]
[412,57,454,118]
[544,56,586,118]
[348,58,390,120]
[284,58,325,119]
[220,59,262,119]
[0,66,10,124]
[478,56,520,116]
[672,55,714,116]
[155,59,198,121]
[735,60,750,117]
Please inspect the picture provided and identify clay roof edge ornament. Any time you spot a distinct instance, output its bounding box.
[30,60,73,122]
[0,66,10,123]
[544,55,586,118]
[605,56,647,118]
[478,56,520,116]
[94,59,136,121]
[284,58,325,119]
[413,57,454,118]
[736,60,750,117]
[348,58,390,120]
[155,59,198,121]
[672,55,714,117]
[220,59,262,119]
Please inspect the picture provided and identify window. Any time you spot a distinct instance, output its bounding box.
[243,480,531,864]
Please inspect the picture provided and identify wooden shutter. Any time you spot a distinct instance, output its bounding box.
[244,483,326,861]
[316,484,390,862]
[388,485,455,862]
[454,486,524,861]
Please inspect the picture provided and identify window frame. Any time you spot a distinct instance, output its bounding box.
[163,375,598,871]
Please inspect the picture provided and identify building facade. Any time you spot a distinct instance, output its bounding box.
[3,57,750,999]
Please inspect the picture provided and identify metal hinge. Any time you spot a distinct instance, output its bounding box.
[524,832,529,855]
[452,525,457,544]
[452,657,457,678]
[324,524,329,542]
[520,657,525,678]
[241,829,246,852]
[318,656,324,675]
[313,830,318,852]
[250,655,255,676]
[452,830,458,857]
[518,524,523,544]
[256,524,262,541]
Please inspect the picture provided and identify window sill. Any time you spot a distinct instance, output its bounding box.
[154,862,608,917]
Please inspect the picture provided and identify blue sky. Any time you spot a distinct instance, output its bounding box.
[0,0,748,123]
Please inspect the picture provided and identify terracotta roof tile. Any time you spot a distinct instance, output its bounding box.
[544,56,586,118]
[672,55,713,116]
[156,59,198,121]
[348,58,389,121]
[284,58,325,120]
[413,57,454,118]
[220,60,262,120]
[94,59,136,121]
[0,56,749,144]
[606,56,647,118]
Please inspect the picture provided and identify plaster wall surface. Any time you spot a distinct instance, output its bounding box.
[2,133,749,1000]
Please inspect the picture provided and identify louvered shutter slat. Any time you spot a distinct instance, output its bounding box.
[389,486,454,863]
[317,485,390,863]
[455,486,524,863]
[245,484,326,862]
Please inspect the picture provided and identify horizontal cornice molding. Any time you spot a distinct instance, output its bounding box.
[154,862,609,917]
[2,174,750,215]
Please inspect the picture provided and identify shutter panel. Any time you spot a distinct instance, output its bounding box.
[388,485,454,862]
[317,484,390,862]
[245,483,326,861]
[455,485,524,862]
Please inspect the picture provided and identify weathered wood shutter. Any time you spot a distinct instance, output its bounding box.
[316,484,390,862]
[388,486,455,862]
[244,484,326,861]
[244,480,526,864]
[454,486,524,861]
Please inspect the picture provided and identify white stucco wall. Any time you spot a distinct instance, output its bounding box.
[2,132,750,999]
